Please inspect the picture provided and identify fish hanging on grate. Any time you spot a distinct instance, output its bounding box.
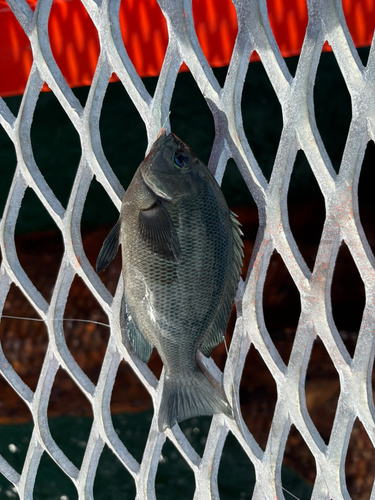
[96,131,243,431]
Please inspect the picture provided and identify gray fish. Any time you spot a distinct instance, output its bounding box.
[96,132,243,431]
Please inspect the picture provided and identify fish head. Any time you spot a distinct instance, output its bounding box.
[140,132,207,202]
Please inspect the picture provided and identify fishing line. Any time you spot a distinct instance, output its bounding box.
[224,337,301,500]
[278,487,302,500]
[162,111,171,130]
[224,337,229,356]
[1,315,110,328]
[156,111,171,139]
[3,317,300,498]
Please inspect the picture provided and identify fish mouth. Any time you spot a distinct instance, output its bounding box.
[155,131,186,153]
[141,132,192,201]
[151,130,176,152]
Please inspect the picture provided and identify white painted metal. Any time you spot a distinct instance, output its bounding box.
[0,0,375,498]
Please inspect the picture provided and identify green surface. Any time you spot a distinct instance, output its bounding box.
[0,410,312,499]
[1,48,369,235]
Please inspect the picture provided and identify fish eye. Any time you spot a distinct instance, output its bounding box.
[173,150,190,169]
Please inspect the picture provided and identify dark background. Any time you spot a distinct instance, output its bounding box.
[0,47,374,499]
[2,49,371,235]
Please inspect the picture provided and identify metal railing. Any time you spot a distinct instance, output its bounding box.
[0,0,375,498]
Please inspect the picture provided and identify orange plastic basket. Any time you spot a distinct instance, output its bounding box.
[0,0,374,97]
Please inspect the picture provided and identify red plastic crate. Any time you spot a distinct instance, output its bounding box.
[0,0,374,97]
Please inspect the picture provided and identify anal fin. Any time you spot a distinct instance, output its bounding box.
[121,298,153,363]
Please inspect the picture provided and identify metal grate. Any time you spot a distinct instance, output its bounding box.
[1,0,375,498]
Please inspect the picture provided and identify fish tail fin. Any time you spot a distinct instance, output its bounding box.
[158,370,233,431]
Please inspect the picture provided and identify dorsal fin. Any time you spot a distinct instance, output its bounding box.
[199,209,244,358]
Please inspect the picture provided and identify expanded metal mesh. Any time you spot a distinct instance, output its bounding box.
[0,0,375,498]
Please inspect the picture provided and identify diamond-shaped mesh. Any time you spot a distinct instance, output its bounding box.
[1,0,375,498]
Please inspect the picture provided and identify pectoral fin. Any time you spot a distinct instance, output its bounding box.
[96,219,121,273]
[139,201,180,261]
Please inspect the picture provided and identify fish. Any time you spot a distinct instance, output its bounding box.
[96,131,243,431]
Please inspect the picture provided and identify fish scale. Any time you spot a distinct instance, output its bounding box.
[96,131,244,431]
